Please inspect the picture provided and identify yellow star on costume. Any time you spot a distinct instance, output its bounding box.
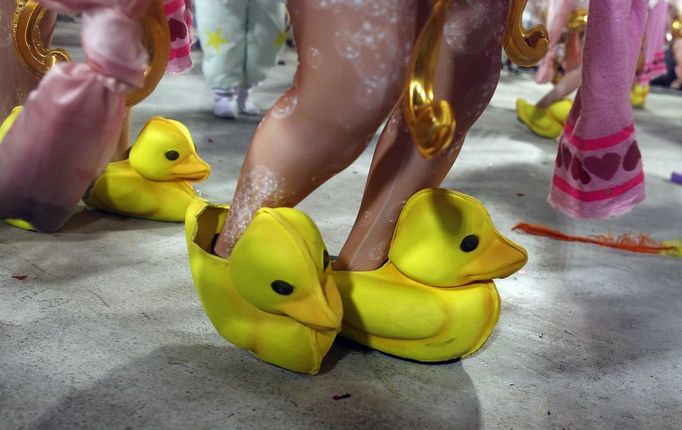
[206,30,228,51]
[273,31,288,47]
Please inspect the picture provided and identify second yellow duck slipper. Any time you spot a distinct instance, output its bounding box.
[84,117,211,222]
[547,99,573,126]
[516,99,563,139]
[333,188,528,362]
[185,200,343,374]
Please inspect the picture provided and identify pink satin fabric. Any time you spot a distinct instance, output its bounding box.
[548,0,647,219]
[0,0,150,232]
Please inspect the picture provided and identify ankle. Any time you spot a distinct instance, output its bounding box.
[238,82,261,115]
[211,233,235,258]
[213,89,240,119]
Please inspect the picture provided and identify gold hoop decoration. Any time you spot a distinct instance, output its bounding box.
[503,0,549,67]
[566,9,588,33]
[126,0,170,107]
[12,0,169,107]
[403,0,455,160]
[13,0,71,79]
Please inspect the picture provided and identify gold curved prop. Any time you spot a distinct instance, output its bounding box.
[503,0,549,67]
[403,0,455,160]
[13,0,71,79]
[127,0,170,106]
[12,0,169,107]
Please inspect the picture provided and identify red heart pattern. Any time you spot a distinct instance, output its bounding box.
[557,140,640,185]
[584,153,621,180]
[622,142,641,171]
[169,18,188,42]
[570,157,591,184]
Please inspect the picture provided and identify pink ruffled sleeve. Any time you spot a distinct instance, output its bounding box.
[548,0,648,219]
[164,0,194,74]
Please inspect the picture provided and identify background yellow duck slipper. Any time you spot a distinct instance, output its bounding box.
[84,117,211,222]
[547,99,572,126]
[185,200,343,374]
[630,84,649,109]
[516,99,563,139]
[334,188,528,362]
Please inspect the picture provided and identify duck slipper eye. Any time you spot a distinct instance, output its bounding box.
[323,250,330,270]
[165,150,180,161]
[271,280,295,296]
[460,235,479,252]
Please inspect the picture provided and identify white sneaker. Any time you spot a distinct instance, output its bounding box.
[213,90,239,119]
[238,83,261,116]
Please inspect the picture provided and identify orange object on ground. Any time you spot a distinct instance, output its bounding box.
[512,223,677,255]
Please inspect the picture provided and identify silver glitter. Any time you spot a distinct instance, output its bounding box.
[223,165,289,250]
[270,90,299,120]
[307,46,323,69]
[368,241,389,260]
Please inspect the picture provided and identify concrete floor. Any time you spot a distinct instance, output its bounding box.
[1,24,681,429]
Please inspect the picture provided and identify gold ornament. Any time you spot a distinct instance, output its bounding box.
[503,0,549,67]
[12,0,71,79]
[403,0,455,159]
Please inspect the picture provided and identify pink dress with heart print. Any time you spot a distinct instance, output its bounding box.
[548,0,648,219]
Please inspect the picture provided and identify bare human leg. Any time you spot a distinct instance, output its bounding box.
[213,0,421,257]
[335,0,512,271]
[536,67,581,109]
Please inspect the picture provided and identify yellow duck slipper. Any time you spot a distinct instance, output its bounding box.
[0,106,21,140]
[185,200,343,374]
[547,99,572,126]
[630,84,649,109]
[83,117,211,222]
[1,107,37,231]
[516,98,564,139]
[333,189,528,362]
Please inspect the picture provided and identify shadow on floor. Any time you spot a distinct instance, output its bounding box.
[32,343,482,429]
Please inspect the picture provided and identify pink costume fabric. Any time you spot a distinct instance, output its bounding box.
[637,0,669,85]
[0,0,150,232]
[548,0,648,219]
[164,0,193,74]
[535,0,575,84]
